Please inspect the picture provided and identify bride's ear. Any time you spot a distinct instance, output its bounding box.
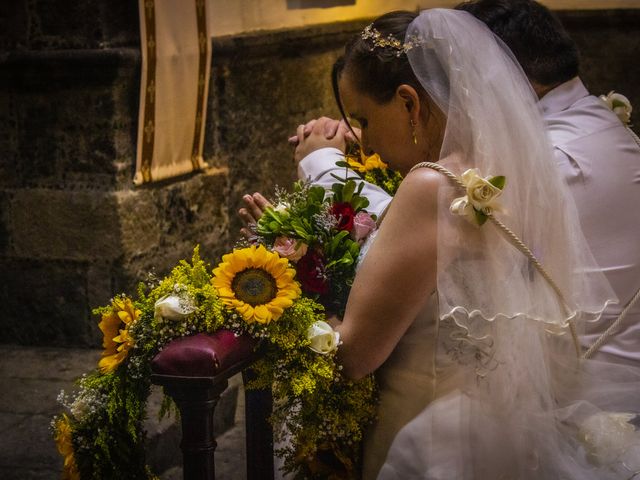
[396,84,421,122]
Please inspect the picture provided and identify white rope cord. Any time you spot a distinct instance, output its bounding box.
[410,161,582,357]
[627,125,640,149]
[583,283,640,360]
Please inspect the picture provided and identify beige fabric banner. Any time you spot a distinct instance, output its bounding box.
[135,0,211,185]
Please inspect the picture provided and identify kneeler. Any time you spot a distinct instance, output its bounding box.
[151,331,275,480]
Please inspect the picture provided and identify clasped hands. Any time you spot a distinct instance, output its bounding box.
[238,117,360,238]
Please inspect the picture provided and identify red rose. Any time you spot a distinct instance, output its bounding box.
[331,202,356,232]
[296,250,329,295]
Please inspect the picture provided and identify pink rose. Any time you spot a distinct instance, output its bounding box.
[273,236,308,262]
[351,211,376,242]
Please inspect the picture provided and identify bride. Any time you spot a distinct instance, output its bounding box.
[291,8,640,480]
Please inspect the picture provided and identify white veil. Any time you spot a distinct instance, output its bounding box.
[378,9,640,480]
[406,9,614,335]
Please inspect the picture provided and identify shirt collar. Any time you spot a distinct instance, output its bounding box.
[538,77,589,115]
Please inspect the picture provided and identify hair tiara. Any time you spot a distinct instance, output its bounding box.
[360,24,423,57]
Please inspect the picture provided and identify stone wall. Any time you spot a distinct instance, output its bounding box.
[1,3,638,347]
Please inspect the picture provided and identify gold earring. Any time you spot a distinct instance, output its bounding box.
[410,119,418,145]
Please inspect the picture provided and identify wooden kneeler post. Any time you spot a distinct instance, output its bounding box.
[150,331,275,480]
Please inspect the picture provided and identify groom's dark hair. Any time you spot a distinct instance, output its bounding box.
[455,0,580,86]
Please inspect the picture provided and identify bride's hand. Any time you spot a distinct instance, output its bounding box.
[294,117,348,163]
[326,314,342,328]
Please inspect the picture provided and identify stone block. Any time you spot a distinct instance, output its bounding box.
[0,413,62,470]
[10,189,121,261]
[560,10,640,116]
[0,258,98,346]
[114,168,231,290]
[0,93,20,189]
[0,378,76,416]
[0,345,101,380]
[18,0,138,51]
[0,190,10,255]
[0,2,28,51]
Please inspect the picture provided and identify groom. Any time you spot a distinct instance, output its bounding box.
[241,0,640,366]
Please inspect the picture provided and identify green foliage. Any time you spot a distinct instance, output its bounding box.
[362,168,403,196]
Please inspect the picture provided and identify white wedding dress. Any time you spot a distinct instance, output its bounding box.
[353,9,640,480]
[361,229,640,480]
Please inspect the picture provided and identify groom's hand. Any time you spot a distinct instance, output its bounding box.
[238,192,272,240]
[288,117,360,148]
[294,117,348,163]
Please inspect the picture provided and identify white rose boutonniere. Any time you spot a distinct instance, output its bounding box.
[307,320,340,354]
[450,168,505,226]
[600,91,633,125]
[154,294,196,321]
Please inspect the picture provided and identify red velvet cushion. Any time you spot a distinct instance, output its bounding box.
[151,331,256,377]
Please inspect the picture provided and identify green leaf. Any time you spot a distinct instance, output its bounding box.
[309,186,327,203]
[335,160,349,168]
[474,209,488,226]
[342,180,356,203]
[350,196,370,212]
[488,175,506,190]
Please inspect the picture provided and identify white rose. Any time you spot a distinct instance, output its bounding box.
[154,294,196,321]
[600,91,632,124]
[307,320,340,354]
[461,169,502,214]
[450,195,477,225]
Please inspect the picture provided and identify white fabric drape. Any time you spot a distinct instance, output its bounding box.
[135,0,211,185]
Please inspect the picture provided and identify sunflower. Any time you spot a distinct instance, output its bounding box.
[98,296,140,373]
[54,414,80,480]
[212,245,301,324]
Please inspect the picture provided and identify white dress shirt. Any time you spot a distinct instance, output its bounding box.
[297,76,640,364]
[297,148,392,217]
[541,77,640,364]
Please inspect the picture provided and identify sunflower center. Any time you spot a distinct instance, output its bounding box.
[232,268,278,306]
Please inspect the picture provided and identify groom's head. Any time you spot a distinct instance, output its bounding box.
[455,0,579,94]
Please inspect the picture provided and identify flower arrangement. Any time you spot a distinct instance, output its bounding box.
[255,177,376,316]
[53,173,383,478]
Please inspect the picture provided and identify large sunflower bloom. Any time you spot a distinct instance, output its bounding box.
[54,414,80,480]
[212,245,301,324]
[98,296,140,373]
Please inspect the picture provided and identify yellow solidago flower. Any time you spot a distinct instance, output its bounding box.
[212,245,301,324]
[346,151,388,173]
[98,296,140,373]
[55,414,80,480]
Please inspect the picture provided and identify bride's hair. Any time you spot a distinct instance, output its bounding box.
[331,11,429,144]
[332,11,419,104]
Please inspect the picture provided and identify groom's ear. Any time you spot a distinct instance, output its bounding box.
[396,84,421,120]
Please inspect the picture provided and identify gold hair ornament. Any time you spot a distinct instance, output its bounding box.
[361,24,423,57]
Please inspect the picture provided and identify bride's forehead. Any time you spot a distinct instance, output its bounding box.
[338,73,379,111]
